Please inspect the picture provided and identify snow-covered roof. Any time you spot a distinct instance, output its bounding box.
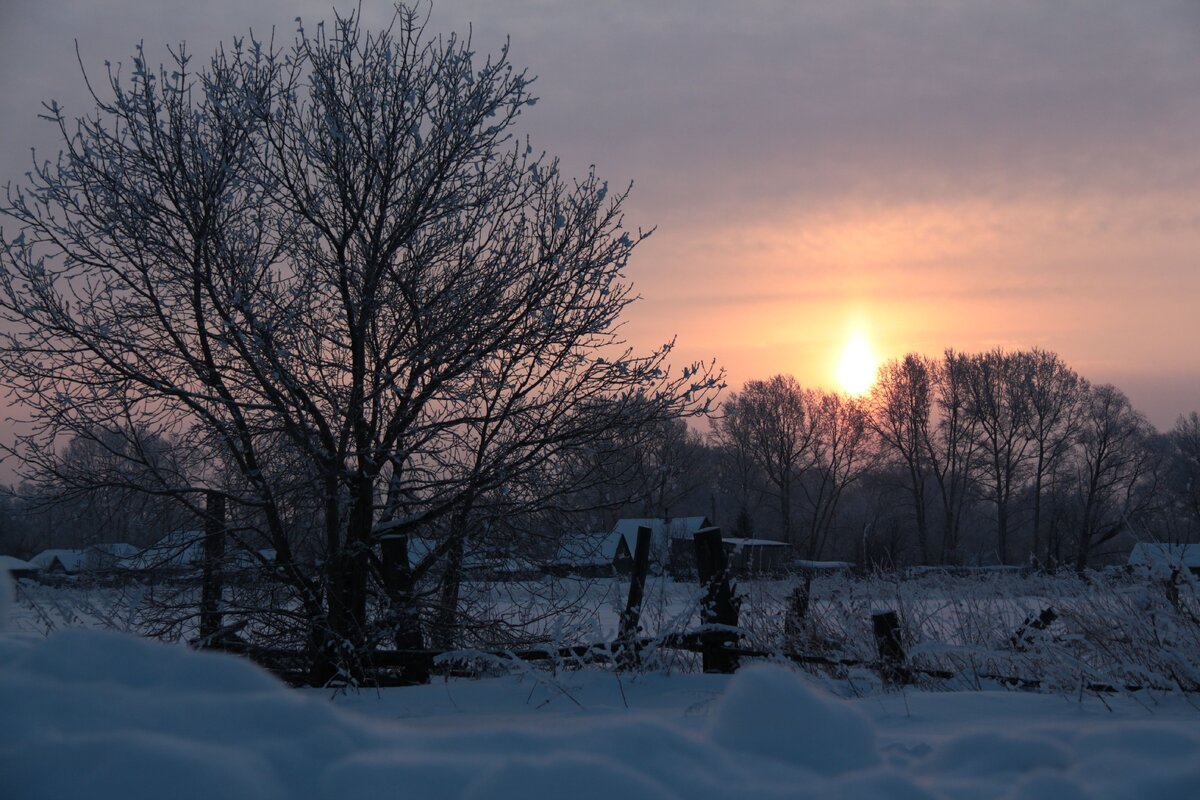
[29,549,90,572]
[723,538,792,549]
[611,517,712,554]
[126,531,206,570]
[88,542,139,559]
[1128,543,1200,569]
[0,555,37,572]
[553,532,629,567]
[405,537,529,571]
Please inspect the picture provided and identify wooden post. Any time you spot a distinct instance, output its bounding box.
[199,490,226,646]
[617,526,653,666]
[381,533,428,684]
[872,610,907,684]
[784,575,812,649]
[693,527,739,673]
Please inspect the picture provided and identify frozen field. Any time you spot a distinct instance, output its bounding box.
[10,567,1200,694]
[2,623,1199,799]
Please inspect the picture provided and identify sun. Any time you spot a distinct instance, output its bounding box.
[836,330,879,396]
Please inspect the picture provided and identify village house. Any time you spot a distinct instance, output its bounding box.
[550,531,633,578]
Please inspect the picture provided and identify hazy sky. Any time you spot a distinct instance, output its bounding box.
[2,1,1199,428]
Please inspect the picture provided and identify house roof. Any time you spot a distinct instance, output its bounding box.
[125,531,206,570]
[553,532,628,567]
[0,555,37,572]
[404,537,533,571]
[1128,543,1200,568]
[723,538,792,549]
[88,542,139,559]
[611,517,712,555]
[29,549,90,572]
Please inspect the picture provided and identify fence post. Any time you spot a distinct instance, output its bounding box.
[617,526,653,667]
[872,610,908,684]
[199,490,226,646]
[784,574,812,650]
[693,527,739,673]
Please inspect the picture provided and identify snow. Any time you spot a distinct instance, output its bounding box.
[28,548,90,572]
[1129,542,1200,569]
[722,537,791,548]
[2,595,1199,800]
[792,558,853,570]
[708,663,878,775]
[0,555,37,573]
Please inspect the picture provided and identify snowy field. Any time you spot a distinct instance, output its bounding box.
[10,568,1200,694]
[3,570,1200,798]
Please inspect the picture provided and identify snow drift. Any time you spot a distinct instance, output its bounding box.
[2,603,1199,799]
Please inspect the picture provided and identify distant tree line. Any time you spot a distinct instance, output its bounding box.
[4,346,1196,574]
[556,347,1198,571]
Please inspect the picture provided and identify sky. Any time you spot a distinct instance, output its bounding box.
[1,0,1199,428]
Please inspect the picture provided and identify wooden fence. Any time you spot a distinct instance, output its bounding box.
[198,524,1198,694]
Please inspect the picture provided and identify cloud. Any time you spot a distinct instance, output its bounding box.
[0,0,1197,429]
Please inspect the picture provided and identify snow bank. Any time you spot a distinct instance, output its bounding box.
[709,663,878,775]
[2,618,1199,799]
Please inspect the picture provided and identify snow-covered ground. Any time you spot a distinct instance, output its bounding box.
[3,598,1199,798]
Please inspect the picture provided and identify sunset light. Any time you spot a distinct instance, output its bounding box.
[835,330,879,396]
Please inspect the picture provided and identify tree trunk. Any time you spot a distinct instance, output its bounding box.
[433,530,466,651]
[198,491,225,645]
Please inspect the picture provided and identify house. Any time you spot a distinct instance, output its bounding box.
[1128,543,1200,574]
[550,531,633,577]
[85,542,139,571]
[403,536,540,582]
[29,548,91,574]
[722,537,793,576]
[611,516,713,575]
[125,531,206,572]
[0,555,38,580]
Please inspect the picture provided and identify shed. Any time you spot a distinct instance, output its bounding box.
[722,537,793,576]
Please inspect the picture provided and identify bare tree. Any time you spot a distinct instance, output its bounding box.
[870,351,978,564]
[1167,413,1200,537]
[1018,348,1085,567]
[965,349,1032,565]
[799,390,872,560]
[715,375,817,545]
[1071,384,1160,569]
[0,7,718,678]
[926,350,980,564]
[869,355,934,562]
